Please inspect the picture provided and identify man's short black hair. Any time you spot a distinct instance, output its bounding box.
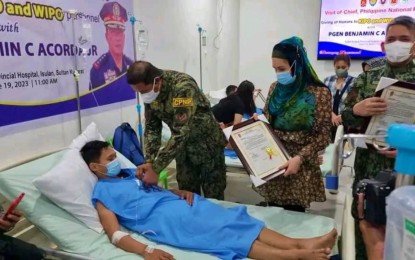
[225,85,237,96]
[80,140,110,165]
[126,61,163,85]
[386,16,415,35]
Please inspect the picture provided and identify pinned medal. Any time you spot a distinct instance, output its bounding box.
[265,147,276,160]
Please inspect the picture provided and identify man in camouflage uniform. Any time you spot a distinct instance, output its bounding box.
[126,61,226,200]
[342,16,415,260]
[361,57,387,72]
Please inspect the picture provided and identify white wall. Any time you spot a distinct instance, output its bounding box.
[134,0,240,92]
[216,0,240,90]
[239,0,364,107]
[0,101,137,170]
[135,0,215,91]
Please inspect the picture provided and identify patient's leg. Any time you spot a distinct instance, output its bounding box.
[257,228,337,251]
[257,228,299,250]
[248,240,331,260]
[296,229,337,251]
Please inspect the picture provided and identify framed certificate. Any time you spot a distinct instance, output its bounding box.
[364,80,415,146]
[229,119,290,181]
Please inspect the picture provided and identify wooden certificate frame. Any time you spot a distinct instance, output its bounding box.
[229,119,290,181]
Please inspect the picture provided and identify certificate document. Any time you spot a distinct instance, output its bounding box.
[229,119,290,180]
[365,80,415,146]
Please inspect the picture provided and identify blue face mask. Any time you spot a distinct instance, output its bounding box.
[105,158,121,177]
[276,61,296,85]
[276,72,296,85]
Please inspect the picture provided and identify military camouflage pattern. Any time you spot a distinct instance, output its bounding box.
[364,57,387,70]
[342,60,415,260]
[144,70,226,199]
[175,144,226,200]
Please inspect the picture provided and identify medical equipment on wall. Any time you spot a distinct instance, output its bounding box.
[197,24,204,92]
[69,9,83,134]
[136,20,149,59]
[129,15,144,151]
[78,21,93,61]
[201,30,207,47]
[327,124,415,260]
[68,11,93,65]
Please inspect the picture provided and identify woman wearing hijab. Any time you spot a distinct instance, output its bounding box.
[255,37,332,212]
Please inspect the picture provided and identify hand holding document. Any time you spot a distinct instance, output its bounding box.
[364,77,415,147]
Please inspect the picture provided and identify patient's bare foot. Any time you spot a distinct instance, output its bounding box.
[281,248,330,260]
[298,229,337,250]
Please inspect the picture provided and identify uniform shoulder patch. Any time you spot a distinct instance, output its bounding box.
[173,97,193,107]
[93,53,108,69]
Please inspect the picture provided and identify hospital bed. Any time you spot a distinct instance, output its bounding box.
[223,125,356,260]
[0,149,339,260]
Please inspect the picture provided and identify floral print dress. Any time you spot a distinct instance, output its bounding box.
[254,83,332,208]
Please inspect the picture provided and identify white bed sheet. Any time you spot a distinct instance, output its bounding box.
[0,150,338,259]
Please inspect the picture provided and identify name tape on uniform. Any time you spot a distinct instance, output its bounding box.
[173,98,193,107]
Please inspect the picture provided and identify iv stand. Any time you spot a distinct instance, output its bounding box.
[198,25,203,92]
[69,9,82,135]
[129,16,144,151]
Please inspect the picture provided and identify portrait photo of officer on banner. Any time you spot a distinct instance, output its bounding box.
[89,1,133,90]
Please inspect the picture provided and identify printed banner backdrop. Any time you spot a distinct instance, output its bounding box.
[0,0,135,127]
[318,0,415,59]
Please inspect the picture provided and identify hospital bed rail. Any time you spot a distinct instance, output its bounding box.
[0,148,64,172]
[328,125,415,188]
[327,124,415,260]
[0,147,96,260]
[325,127,389,191]
[40,246,95,260]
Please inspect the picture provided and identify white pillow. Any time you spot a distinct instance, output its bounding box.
[69,122,105,150]
[33,122,136,233]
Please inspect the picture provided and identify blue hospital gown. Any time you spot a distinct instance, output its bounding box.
[92,169,264,260]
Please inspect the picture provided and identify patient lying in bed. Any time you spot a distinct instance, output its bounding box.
[81,141,337,260]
